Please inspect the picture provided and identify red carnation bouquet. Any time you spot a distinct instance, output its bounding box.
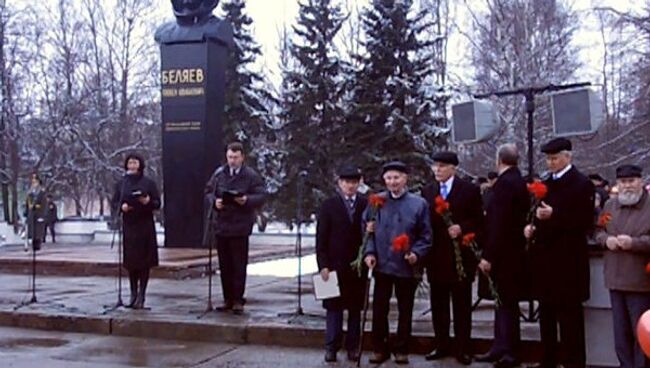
[526,182,548,250]
[351,193,386,276]
[391,233,410,253]
[461,232,501,307]
[598,212,612,228]
[435,195,465,281]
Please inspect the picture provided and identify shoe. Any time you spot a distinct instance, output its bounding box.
[425,348,449,361]
[393,353,409,364]
[232,302,244,315]
[456,352,473,365]
[347,350,359,361]
[324,350,337,362]
[368,352,389,364]
[215,301,233,311]
[494,356,521,368]
[476,351,502,363]
[132,281,147,309]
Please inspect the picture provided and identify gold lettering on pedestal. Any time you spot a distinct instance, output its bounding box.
[164,121,202,132]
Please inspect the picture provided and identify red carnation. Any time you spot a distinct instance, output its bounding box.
[369,193,386,209]
[527,182,548,200]
[462,233,476,247]
[391,233,410,253]
[434,195,450,215]
[598,212,612,228]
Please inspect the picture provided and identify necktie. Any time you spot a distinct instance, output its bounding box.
[346,197,355,219]
[440,183,448,199]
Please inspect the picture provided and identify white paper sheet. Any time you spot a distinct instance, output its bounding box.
[312,271,341,300]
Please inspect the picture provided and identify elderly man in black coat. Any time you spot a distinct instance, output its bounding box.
[525,137,595,368]
[316,164,368,363]
[421,151,484,365]
[476,144,529,368]
[204,142,267,314]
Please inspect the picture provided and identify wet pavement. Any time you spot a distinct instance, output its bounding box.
[0,241,618,367]
[0,326,496,367]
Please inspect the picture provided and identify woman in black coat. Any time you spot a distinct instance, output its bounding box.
[112,154,161,309]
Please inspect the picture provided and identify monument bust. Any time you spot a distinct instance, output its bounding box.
[155,0,233,46]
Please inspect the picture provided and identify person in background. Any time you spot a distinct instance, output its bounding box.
[595,164,650,368]
[44,194,58,243]
[24,173,47,251]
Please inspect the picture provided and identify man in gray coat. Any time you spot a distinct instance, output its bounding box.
[364,161,432,365]
[205,142,267,314]
[595,164,650,368]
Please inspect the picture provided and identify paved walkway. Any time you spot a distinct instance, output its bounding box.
[0,326,493,367]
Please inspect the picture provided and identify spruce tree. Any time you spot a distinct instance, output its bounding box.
[220,0,273,149]
[347,0,444,189]
[274,0,347,223]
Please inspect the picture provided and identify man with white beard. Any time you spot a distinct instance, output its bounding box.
[595,164,650,368]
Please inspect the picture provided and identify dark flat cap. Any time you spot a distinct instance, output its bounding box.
[616,164,642,179]
[337,164,362,179]
[382,161,408,175]
[431,151,459,166]
[588,173,605,181]
[541,137,572,154]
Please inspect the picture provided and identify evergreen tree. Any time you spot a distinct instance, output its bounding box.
[347,0,444,189]
[220,0,274,150]
[274,0,347,223]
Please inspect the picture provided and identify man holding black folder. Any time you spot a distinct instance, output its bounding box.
[205,142,267,314]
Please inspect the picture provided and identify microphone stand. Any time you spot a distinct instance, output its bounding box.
[279,171,321,323]
[103,175,128,314]
[198,199,216,319]
[15,197,38,310]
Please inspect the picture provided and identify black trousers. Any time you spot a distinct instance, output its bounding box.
[539,300,586,367]
[428,277,473,354]
[216,236,249,304]
[44,223,56,242]
[371,272,418,355]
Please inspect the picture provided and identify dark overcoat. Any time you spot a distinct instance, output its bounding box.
[112,174,161,271]
[316,193,368,310]
[421,177,484,284]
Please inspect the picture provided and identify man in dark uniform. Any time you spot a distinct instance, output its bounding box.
[316,164,368,363]
[421,151,484,365]
[204,142,267,314]
[24,174,47,251]
[525,137,595,368]
[44,195,57,243]
[476,144,529,368]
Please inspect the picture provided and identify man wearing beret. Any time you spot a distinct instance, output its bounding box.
[595,164,650,368]
[421,151,484,365]
[364,161,432,364]
[316,164,368,363]
[525,137,595,368]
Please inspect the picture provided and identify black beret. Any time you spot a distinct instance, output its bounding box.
[487,171,498,180]
[337,164,362,179]
[541,137,572,154]
[382,161,408,175]
[431,151,459,166]
[588,173,605,181]
[616,164,642,179]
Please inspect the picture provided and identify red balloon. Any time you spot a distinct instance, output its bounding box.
[637,310,650,358]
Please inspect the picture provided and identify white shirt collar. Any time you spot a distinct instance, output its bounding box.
[553,164,572,180]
